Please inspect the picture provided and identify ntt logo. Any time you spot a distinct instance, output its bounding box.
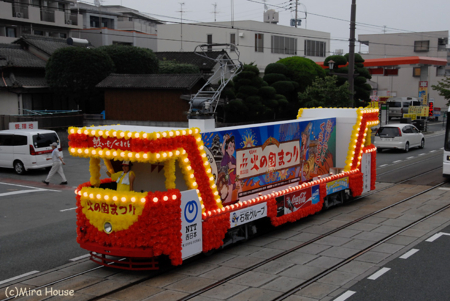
[184,200,198,223]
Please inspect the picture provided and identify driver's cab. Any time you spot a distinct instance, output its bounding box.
[68,125,222,242]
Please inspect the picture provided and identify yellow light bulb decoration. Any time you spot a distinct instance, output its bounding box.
[89,157,101,187]
[164,159,177,190]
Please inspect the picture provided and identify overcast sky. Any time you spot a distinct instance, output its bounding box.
[99,0,449,54]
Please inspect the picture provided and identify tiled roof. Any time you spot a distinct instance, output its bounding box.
[13,34,72,56]
[155,51,229,72]
[0,44,46,68]
[96,73,205,90]
[0,71,47,88]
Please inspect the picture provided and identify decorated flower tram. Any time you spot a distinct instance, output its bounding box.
[69,107,379,270]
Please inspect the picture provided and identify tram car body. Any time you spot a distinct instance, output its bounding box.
[444,107,450,177]
[69,107,379,269]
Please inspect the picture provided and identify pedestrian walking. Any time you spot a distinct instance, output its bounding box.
[43,142,67,185]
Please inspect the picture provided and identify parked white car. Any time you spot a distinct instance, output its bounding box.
[0,129,62,174]
[374,124,424,153]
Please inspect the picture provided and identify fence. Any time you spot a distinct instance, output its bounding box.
[0,114,83,131]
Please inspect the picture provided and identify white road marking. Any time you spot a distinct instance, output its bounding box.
[400,248,419,259]
[438,188,450,191]
[334,291,356,301]
[368,267,390,280]
[406,156,414,160]
[393,160,402,163]
[379,164,388,167]
[0,181,60,194]
[0,182,42,189]
[418,153,426,156]
[0,189,49,197]
[426,232,450,242]
[60,207,77,212]
[441,147,444,149]
[69,254,90,262]
[0,271,39,285]
[430,150,436,153]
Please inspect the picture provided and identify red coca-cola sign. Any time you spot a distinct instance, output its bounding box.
[284,188,311,214]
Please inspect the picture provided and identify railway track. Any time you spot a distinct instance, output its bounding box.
[1,167,448,301]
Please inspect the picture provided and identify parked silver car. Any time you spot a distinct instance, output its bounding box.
[374,124,424,152]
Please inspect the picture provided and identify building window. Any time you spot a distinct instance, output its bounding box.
[412,67,421,77]
[414,40,429,52]
[113,41,132,46]
[255,33,264,52]
[34,30,44,36]
[6,27,16,38]
[230,33,236,51]
[59,33,66,38]
[304,40,326,57]
[271,35,297,55]
[436,66,445,77]
[207,34,212,51]
[438,38,448,51]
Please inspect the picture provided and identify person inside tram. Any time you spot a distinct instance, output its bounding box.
[106,161,136,192]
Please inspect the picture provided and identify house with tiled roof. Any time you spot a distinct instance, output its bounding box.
[96,73,207,123]
[13,34,74,61]
[0,42,81,118]
[0,43,48,115]
[155,50,234,84]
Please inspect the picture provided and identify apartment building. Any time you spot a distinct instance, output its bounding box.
[0,0,82,44]
[70,4,162,50]
[358,31,449,109]
[157,17,330,73]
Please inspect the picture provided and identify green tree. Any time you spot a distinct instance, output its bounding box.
[225,64,275,122]
[159,60,200,74]
[298,76,352,107]
[97,45,159,74]
[46,47,115,113]
[432,77,450,106]
[324,53,372,105]
[276,57,326,93]
[263,62,304,119]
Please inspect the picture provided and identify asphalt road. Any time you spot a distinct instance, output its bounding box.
[346,224,450,301]
[0,154,92,282]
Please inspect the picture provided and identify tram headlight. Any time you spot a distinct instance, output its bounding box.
[104,222,113,234]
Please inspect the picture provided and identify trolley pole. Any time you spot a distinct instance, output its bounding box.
[348,0,356,107]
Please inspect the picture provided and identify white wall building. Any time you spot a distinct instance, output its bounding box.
[70,4,162,50]
[157,20,330,73]
[0,0,82,44]
[358,31,449,109]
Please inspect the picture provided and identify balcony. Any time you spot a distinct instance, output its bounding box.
[0,1,82,28]
[12,4,29,19]
[65,13,78,26]
[40,8,55,22]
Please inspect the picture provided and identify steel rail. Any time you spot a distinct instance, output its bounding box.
[177,181,446,300]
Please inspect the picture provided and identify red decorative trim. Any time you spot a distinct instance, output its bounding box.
[349,172,364,197]
[202,213,230,252]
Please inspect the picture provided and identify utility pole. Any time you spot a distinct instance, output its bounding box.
[231,0,234,28]
[295,0,298,28]
[348,0,356,107]
[178,3,185,51]
[212,3,218,22]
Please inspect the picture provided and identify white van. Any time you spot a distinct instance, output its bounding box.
[0,129,63,175]
[387,97,421,120]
